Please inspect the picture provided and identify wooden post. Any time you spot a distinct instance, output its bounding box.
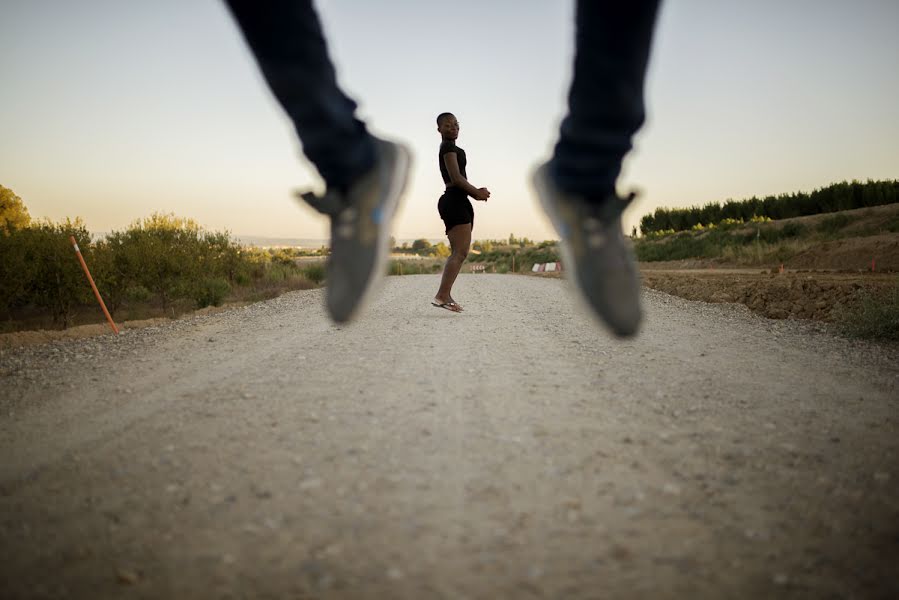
[70,236,119,334]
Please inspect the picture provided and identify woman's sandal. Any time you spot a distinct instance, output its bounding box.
[431,300,462,313]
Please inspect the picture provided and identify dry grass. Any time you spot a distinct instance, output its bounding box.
[834,283,899,341]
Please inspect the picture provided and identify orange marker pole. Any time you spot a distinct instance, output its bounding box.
[69,236,119,335]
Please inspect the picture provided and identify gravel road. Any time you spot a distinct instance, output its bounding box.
[1,274,897,599]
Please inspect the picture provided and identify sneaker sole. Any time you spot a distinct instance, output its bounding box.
[532,166,640,337]
[532,166,580,302]
[332,142,412,323]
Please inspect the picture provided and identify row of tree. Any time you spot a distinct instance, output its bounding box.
[639,179,899,235]
[389,234,537,257]
[399,238,451,257]
[0,206,290,327]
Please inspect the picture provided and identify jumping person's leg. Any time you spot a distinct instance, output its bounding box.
[224,1,411,323]
[550,1,661,198]
[225,0,375,188]
[434,223,471,310]
[532,0,660,337]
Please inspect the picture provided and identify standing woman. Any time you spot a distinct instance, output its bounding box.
[432,112,490,312]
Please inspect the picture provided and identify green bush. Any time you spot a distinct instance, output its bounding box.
[0,208,330,328]
[97,213,250,312]
[20,220,93,327]
[263,262,295,283]
[193,277,231,308]
[302,262,326,285]
[835,284,899,341]
[817,213,851,235]
[388,260,438,276]
[0,218,105,325]
[0,229,30,317]
[105,214,203,311]
[635,233,722,262]
[780,222,806,238]
[125,285,153,303]
[269,248,298,266]
[388,260,403,276]
[754,226,791,244]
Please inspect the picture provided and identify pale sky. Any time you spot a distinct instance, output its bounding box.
[1,0,897,242]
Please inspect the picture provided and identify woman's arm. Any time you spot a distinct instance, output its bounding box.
[443,152,490,201]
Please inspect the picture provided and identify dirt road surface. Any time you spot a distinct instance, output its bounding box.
[2,274,897,599]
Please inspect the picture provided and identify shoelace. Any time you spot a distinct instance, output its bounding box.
[298,190,359,240]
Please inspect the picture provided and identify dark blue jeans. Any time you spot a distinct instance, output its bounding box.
[225,0,376,190]
[227,0,660,199]
[550,0,661,200]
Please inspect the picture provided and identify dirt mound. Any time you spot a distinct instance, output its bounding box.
[642,270,896,321]
[637,205,899,320]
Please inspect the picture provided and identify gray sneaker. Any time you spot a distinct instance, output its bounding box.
[532,164,642,337]
[299,138,411,323]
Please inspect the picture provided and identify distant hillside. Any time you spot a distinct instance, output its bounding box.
[640,179,899,235]
[634,203,899,271]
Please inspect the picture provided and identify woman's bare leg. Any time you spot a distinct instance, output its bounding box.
[435,223,471,307]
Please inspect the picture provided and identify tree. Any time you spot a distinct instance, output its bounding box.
[432,242,451,258]
[23,218,93,327]
[411,238,431,253]
[0,229,29,318]
[0,185,31,234]
[90,234,130,316]
[119,213,205,312]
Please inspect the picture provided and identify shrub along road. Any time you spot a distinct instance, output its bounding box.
[1,275,897,599]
